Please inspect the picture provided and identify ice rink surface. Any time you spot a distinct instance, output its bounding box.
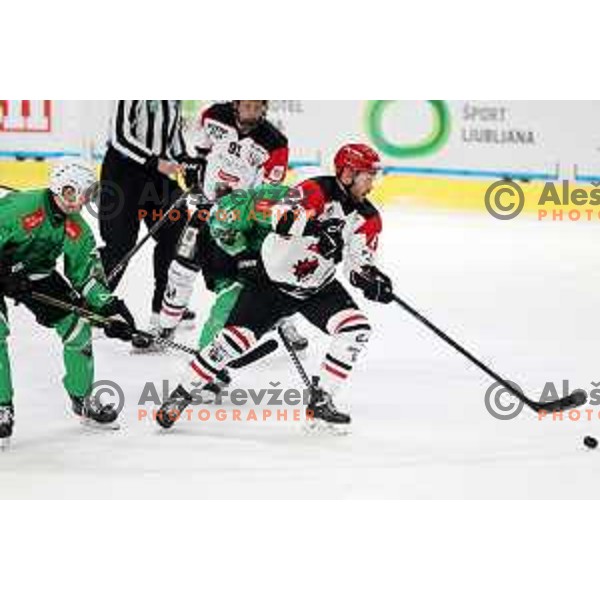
[2,203,600,499]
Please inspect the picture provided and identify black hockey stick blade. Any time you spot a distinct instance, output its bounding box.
[534,390,587,413]
[229,338,279,369]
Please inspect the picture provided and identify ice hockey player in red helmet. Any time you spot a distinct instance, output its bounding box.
[156,142,394,433]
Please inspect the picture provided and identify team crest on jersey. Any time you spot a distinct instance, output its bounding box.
[246,145,266,169]
[21,208,45,232]
[208,343,227,364]
[64,219,82,240]
[293,258,319,282]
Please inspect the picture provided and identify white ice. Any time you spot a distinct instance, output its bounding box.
[1,203,600,499]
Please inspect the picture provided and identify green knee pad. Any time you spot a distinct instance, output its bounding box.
[0,310,13,407]
[54,313,94,398]
[198,282,243,350]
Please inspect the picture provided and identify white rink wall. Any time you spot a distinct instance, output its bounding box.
[2,101,600,180]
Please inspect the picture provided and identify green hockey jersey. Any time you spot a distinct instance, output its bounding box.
[0,189,112,311]
[208,184,292,256]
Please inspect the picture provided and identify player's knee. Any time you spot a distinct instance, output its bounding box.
[164,261,197,305]
[169,260,198,287]
[57,315,92,351]
[161,261,198,327]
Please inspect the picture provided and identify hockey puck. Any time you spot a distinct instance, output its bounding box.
[583,436,598,449]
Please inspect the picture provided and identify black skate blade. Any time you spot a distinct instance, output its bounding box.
[536,390,587,413]
[0,438,11,452]
[79,417,121,431]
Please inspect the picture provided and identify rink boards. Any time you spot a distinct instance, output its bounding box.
[3,159,600,218]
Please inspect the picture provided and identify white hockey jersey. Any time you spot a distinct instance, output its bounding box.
[261,176,382,298]
[189,102,289,201]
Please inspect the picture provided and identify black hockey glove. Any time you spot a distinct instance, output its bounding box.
[317,218,345,264]
[350,265,394,304]
[101,298,136,341]
[0,263,32,299]
[181,156,206,192]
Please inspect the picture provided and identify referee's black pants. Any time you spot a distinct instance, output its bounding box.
[98,146,186,313]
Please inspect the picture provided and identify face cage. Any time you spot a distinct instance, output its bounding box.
[55,184,89,212]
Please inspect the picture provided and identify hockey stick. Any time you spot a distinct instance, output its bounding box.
[228,338,279,370]
[277,324,313,389]
[0,185,17,192]
[106,193,190,285]
[28,291,199,357]
[391,294,586,414]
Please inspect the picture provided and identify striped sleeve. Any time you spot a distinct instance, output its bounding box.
[171,109,189,160]
[111,100,154,165]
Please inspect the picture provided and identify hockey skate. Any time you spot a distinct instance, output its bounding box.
[279,319,309,354]
[156,385,195,429]
[71,395,120,430]
[0,405,14,450]
[305,377,351,435]
[131,313,173,353]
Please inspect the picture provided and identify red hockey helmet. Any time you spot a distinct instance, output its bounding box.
[334,143,381,176]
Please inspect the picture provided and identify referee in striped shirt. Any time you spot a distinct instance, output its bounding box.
[99,100,192,330]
